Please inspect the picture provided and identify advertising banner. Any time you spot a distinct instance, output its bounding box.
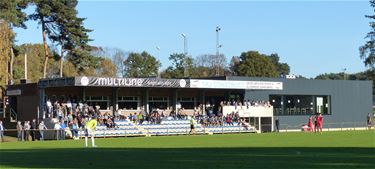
[74,76,189,88]
[190,79,283,90]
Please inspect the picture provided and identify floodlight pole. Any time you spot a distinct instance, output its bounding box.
[182,33,188,77]
[216,26,221,76]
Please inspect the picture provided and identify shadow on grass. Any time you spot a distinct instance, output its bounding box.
[0,147,374,169]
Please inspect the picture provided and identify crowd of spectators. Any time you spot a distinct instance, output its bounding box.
[13,97,269,141]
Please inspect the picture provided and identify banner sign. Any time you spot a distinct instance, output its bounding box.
[190,79,283,90]
[74,76,189,88]
[74,76,282,90]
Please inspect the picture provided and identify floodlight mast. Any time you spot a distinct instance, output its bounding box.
[215,26,222,76]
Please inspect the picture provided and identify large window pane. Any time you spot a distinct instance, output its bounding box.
[270,95,329,116]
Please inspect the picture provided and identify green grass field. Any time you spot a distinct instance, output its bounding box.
[0,131,374,169]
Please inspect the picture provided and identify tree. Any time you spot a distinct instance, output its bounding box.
[29,0,56,78]
[48,0,92,78]
[66,48,100,75]
[360,0,375,68]
[123,51,160,78]
[111,49,127,77]
[0,21,14,95]
[96,58,117,77]
[228,56,240,76]
[12,44,59,83]
[0,0,28,91]
[232,51,278,77]
[160,53,193,78]
[194,54,227,76]
[0,0,28,28]
[268,53,290,76]
[29,0,92,78]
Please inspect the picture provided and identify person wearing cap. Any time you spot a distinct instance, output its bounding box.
[84,115,98,147]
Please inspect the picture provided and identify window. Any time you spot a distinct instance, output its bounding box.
[149,96,169,110]
[178,97,196,109]
[86,96,110,110]
[316,96,330,115]
[270,95,331,116]
[118,96,139,110]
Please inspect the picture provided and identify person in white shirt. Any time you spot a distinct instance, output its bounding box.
[54,121,61,140]
[46,100,52,117]
[38,121,48,141]
[0,120,4,142]
[24,121,31,141]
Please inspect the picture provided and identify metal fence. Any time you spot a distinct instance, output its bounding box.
[0,121,372,142]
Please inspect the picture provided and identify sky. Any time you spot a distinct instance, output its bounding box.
[13,0,373,78]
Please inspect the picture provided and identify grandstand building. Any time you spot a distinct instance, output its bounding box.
[2,76,373,132]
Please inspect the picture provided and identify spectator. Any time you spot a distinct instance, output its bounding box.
[0,120,4,142]
[24,121,30,141]
[60,121,66,140]
[16,121,23,141]
[30,119,37,141]
[275,117,280,132]
[367,113,372,130]
[54,121,62,140]
[71,120,79,140]
[38,121,47,141]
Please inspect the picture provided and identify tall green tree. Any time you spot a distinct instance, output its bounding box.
[65,48,100,76]
[123,51,160,78]
[160,53,193,78]
[232,51,278,77]
[49,0,92,77]
[268,53,290,76]
[0,21,14,95]
[0,0,28,28]
[29,0,56,78]
[0,0,29,90]
[360,0,375,69]
[29,0,92,78]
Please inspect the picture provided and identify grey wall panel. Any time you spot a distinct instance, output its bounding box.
[228,76,372,129]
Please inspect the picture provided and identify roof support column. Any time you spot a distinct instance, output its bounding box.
[143,88,149,113]
[112,88,119,116]
[38,87,45,121]
[172,89,178,113]
[199,90,206,115]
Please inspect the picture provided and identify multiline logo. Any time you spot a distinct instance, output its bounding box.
[80,76,89,86]
[179,79,186,87]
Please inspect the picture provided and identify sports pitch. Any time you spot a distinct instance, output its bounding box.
[0,131,374,169]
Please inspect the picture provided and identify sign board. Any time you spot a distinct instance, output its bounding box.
[6,89,21,96]
[75,76,189,88]
[190,79,283,90]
